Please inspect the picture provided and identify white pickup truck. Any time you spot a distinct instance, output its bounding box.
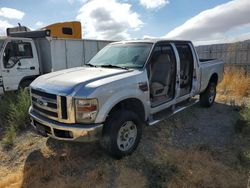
[29,39,224,158]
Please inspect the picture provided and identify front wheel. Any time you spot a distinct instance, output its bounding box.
[200,82,217,107]
[100,110,142,159]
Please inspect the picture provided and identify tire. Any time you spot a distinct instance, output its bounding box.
[200,82,217,107]
[100,110,142,159]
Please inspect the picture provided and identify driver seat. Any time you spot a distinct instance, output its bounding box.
[150,54,172,97]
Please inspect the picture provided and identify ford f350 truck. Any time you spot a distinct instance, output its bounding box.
[29,39,224,158]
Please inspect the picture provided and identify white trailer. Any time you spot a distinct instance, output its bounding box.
[0,36,112,94]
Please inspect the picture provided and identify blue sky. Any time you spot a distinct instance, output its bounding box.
[0,0,250,44]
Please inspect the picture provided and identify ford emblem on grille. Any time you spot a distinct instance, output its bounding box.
[37,97,48,106]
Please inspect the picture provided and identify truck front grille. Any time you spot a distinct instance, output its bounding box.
[31,89,68,121]
[33,104,58,117]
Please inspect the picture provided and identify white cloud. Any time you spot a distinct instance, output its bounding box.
[35,21,44,28]
[140,0,169,9]
[164,0,250,44]
[76,0,143,40]
[67,0,88,4]
[195,32,250,46]
[0,19,13,35]
[0,7,25,20]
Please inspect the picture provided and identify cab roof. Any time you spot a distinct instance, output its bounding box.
[111,39,192,45]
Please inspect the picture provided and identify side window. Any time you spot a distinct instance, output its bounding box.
[62,27,73,35]
[3,42,33,68]
[176,44,194,89]
[17,43,33,57]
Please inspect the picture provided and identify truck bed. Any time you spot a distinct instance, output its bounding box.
[199,58,224,93]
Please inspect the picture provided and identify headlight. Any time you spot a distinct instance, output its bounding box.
[75,98,98,123]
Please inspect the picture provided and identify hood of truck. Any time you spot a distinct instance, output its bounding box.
[31,67,138,95]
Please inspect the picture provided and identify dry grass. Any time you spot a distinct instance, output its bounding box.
[0,172,23,188]
[0,127,249,188]
[218,67,250,98]
[0,145,247,188]
[166,149,246,188]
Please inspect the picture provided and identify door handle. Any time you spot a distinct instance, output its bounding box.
[30,66,35,70]
[17,67,29,70]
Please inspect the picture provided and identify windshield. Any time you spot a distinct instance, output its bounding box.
[88,43,153,69]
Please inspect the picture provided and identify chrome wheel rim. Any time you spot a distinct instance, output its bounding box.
[209,86,216,103]
[117,121,137,151]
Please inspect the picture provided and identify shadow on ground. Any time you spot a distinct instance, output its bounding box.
[21,138,111,188]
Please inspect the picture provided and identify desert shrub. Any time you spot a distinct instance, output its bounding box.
[8,89,31,130]
[0,92,16,126]
[1,90,30,148]
[218,67,250,97]
[235,106,250,135]
[238,150,250,169]
[1,125,17,148]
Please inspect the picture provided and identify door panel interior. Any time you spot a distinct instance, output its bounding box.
[175,44,194,97]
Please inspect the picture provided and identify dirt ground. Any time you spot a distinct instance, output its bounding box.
[0,98,250,188]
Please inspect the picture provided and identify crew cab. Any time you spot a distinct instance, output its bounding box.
[29,39,224,158]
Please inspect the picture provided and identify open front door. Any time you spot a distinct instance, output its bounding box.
[1,39,39,91]
[148,43,177,107]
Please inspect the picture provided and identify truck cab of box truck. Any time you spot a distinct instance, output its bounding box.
[0,37,40,94]
[42,21,82,39]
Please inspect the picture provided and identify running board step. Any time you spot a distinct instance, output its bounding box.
[148,99,199,126]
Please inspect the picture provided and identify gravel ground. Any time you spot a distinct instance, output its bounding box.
[167,102,240,149]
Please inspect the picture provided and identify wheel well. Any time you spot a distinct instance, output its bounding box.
[19,76,37,88]
[209,73,218,85]
[108,98,145,121]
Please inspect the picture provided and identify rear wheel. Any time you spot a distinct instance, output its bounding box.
[100,110,142,159]
[200,82,217,107]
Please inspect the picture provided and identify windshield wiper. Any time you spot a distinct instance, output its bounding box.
[100,64,128,70]
[85,63,97,67]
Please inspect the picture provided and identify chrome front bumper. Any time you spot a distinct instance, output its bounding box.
[29,107,103,142]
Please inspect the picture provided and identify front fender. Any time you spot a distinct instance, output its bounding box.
[95,86,150,123]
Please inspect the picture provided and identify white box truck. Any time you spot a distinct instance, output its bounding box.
[0,32,112,94]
